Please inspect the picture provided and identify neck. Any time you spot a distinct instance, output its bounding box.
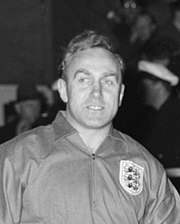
[64,111,112,153]
[78,126,111,153]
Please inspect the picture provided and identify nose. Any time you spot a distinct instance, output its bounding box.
[91,81,102,98]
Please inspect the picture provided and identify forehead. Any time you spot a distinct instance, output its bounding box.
[65,47,121,75]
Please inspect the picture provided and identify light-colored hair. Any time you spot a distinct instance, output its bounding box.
[58,30,124,80]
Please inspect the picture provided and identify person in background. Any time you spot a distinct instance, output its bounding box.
[113,13,157,134]
[145,0,171,27]
[0,82,43,143]
[114,0,142,62]
[152,0,180,56]
[137,60,180,192]
[139,37,176,67]
[0,30,179,223]
[126,10,157,72]
[119,0,141,27]
[114,36,177,139]
[33,80,66,126]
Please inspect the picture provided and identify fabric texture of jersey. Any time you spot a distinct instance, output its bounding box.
[0,111,180,224]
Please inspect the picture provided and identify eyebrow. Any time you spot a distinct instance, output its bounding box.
[73,69,120,82]
[73,69,90,79]
[104,73,120,82]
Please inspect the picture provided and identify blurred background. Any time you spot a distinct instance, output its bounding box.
[0,0,175,83]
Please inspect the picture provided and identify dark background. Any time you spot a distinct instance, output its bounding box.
[0,0,169,85]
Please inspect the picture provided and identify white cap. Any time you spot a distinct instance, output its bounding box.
[138,60,179,86]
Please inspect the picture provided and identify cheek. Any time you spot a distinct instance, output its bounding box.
[105,90,120,106]
[67,89,83,109]
[68,85,88,100]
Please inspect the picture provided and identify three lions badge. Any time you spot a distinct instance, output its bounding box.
[119,160,144,195]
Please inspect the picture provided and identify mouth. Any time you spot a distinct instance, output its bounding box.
[87,105,104,111]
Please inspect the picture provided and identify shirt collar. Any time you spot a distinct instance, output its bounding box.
[52,111,76,142]
[52,111,121,142]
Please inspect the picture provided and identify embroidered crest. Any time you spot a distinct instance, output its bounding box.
[119,160,144,195]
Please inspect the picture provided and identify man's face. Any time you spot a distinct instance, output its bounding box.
[58,47,124,131]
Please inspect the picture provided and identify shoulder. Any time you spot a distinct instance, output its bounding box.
[111,128,147,153]
[111,129,165,172]
[0,124,55,164]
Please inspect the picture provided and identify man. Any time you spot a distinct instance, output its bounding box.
[137,60,180,191]
[0,30,179,223]
[0,82,43,143]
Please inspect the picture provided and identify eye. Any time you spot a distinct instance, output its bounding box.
[78,77,91,83]
[102,77,115,86]
[75,71,91,84]
[105,79,113,85]
[74,70,92,84]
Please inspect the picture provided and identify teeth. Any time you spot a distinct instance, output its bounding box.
[88,105,103,110]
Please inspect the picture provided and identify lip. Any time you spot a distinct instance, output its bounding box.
[87,105,104,111]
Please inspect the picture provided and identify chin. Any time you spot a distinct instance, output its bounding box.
[84,119,111,129]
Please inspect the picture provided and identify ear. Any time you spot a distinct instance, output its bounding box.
[119,84,125,106]
[57,79,68,103]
